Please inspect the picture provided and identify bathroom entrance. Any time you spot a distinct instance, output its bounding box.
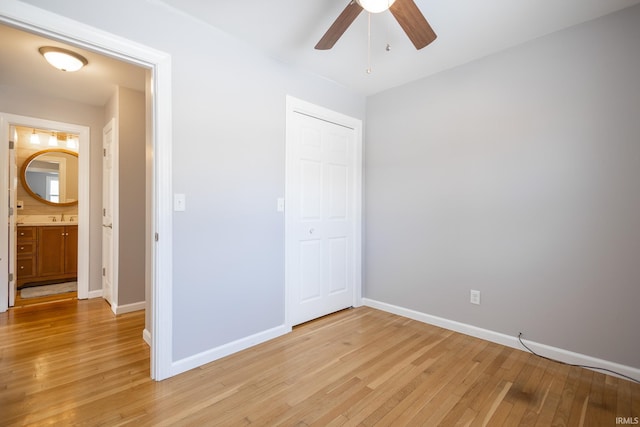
[1,114,90,308]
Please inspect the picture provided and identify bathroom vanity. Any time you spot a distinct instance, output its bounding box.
[17,224,78,288]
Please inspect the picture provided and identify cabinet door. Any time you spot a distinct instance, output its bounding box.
[18,227,36,240]
[65,226,78,275]
[17,242,35,256]
[37,226,66,277]
[17,258,36,279]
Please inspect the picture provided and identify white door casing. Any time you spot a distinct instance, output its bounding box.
[102,118,118,311]
[9,125,17,307]
[285,96,363,327]
[0,116,8,312]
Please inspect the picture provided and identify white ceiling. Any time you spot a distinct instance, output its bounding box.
[160,0,640,95]
[1,0,639,106]
[0,24,146,107]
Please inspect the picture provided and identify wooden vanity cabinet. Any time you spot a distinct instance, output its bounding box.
[37,226,67,277]
[64,226,78,275]
[37,225,78,280]
[16,225,78,287]
[16,226,37,285]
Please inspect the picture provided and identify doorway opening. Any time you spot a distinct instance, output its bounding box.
[3,118,89,308]
[0,1,173,380]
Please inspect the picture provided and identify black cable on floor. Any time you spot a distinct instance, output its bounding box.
[517,333,639,384]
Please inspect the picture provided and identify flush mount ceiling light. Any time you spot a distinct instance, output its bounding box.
[39,46,88,72]
[356,0,396,13]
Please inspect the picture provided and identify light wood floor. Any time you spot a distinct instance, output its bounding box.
[12,289,77,307]
[1,299,638,426]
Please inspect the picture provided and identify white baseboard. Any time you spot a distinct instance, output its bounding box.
[143,328,151,346]
[113,301,146,315]
[362,298,640,382]
[170,324,291,378]
[87,289,103,299]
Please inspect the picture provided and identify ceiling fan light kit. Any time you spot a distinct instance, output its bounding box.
[315,0,437,51]
[356,0,396,14]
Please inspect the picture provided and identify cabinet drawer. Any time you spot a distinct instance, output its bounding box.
[17,242,35,255]
[17,258,36,278]
[18,227,36,240]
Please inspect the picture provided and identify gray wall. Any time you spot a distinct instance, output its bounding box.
[365,6,640,368]
[0,85,105,292]
[118,87,146,306]
[19,0,366,361]
[105,87,146,307]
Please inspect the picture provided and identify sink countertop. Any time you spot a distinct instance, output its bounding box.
[17,222,78,227]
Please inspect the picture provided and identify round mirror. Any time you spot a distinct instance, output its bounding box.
[20,149,79,206]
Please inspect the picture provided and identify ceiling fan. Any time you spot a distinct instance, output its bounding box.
[315,0,437,50]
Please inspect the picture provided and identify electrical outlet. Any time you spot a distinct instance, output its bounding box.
[470,290,481,305]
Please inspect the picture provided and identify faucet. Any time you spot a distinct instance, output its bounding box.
[61,213,65,222]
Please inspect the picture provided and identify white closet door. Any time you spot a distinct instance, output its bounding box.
[287,106,360,326]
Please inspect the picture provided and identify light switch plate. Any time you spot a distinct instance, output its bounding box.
[470,290,481,305]
[277,197,285,212]
[174,193,186,211]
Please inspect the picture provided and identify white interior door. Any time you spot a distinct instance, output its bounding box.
[8,125,17,307]
[102,118,117,308]
[286,98,362,326]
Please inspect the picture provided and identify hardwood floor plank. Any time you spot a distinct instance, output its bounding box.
[568,368,595,425]
[343,333,477,425]
[632,379,640,421]
[13,290,77,308]
[615,377,633,423]
[533,367,569,426]
[1,299,638,426]
[470,379,512,427]
[587,372,614,426]
[414,393,464,426]
[502,355,547,425]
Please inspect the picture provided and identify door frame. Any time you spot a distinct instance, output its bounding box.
[102,118,118,311]
[284,95,363,328]
[0,0,174,381]
[0,114,90,304]
[8,124,16,307]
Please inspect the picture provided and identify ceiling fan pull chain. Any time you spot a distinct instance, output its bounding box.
[385,5,392,52]
[366,12,372,74]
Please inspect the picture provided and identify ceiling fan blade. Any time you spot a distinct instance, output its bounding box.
[315,1,363,50]
[389,0,437,50]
